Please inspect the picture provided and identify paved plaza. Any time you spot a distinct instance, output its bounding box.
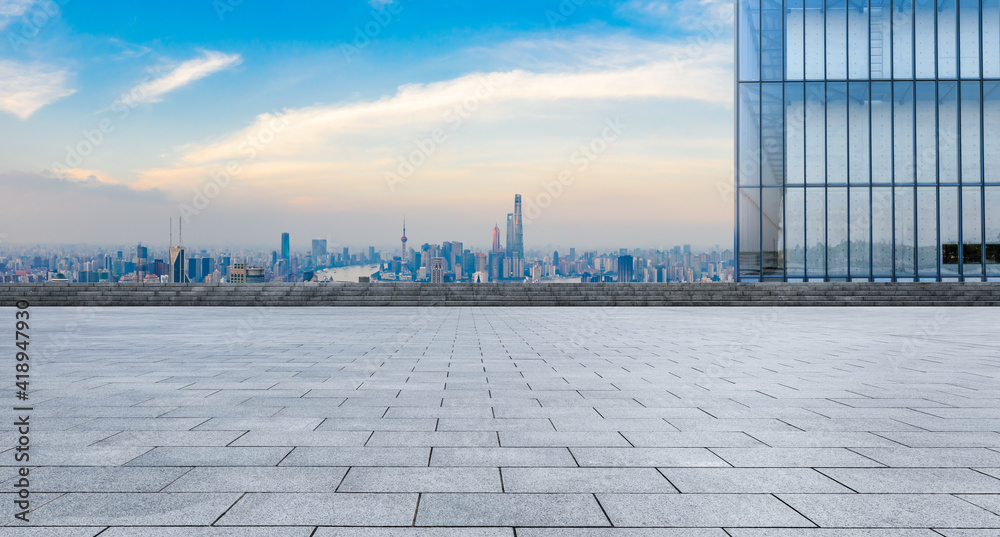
[4,306,1000,535]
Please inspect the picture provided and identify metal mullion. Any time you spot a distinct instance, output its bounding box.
[957,0,965,281]
[735,1,741,280]
[912,78,918,280]
[760,83,765,279]
[936,80,942,280]
[891,81,897,281]
[825,82,830,281]
[869,80,875,281]
[783,0,789,281]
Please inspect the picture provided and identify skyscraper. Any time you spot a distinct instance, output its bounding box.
[430,257,444,283]
[312,239,327,263]
[400,220,408,273]
[505,213,514,257]
[281,232,290,261]
[512,194,523,259]
[492,224,501,253]
[736,0,999,281]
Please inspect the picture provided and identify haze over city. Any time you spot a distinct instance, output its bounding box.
[0,0,734,249]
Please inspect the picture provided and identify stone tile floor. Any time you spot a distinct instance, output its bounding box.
[3,306,1000,535]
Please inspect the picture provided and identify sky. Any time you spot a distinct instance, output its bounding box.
[0,0,736,252]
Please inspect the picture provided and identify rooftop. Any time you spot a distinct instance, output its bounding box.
[9,306,1000,534]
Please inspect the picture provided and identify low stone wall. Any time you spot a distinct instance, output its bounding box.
[1,282,999,306]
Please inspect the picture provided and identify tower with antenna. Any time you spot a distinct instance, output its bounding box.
[400,218,408,274]
[168,217,187,283]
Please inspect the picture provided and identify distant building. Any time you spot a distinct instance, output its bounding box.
[169,246,187,283]
[312,239,327,263]
[230,262,265,283]
[280,232,290,260]
[430,257,444,283]
[617,254,634,283]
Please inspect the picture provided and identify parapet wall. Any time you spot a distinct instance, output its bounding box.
[2,282,999,306]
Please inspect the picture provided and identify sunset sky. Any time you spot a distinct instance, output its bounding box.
[0,0,735,251]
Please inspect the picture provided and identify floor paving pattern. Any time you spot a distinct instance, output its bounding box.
[4,306,1000,535]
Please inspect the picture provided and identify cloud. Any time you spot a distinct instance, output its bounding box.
[615,0,733,32]
[0,0,33,29]
[178,38,731,164]
[120,50,242,107]
[0,171,167,203]
[0,60,75,119]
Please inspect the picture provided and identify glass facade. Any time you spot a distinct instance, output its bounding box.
[736,0,1000,281]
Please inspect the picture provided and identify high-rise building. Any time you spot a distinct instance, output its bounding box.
[400,220,409,273]
[617,254,634,283]
[736,0,1000,281]
[312,239,327,263]
[492,224,502,253]
[280,232,290,261]
[342,247,349,264]
[168,246,186,283]
[430,257,444,283]
[505,213,514,258]
[512,194,523,259]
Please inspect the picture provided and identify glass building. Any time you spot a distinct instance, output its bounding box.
[736,0,1000,281]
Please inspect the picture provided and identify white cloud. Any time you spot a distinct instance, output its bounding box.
[616,0,733,32]
[123,50,242,106]
[0,60,75,119]
[179,39,731,164]
[0,0,33,29]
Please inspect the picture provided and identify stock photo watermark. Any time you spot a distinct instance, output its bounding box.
[522,116,626,223]
[4,0,70,52]
[179,110,291,222]
[385,74,499,192]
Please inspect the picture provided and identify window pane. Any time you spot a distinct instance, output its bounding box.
[787,0,805,80]
[985,0,1000,78]
[987,186,1000,275]
[916,82,937,184]
[895,186,916,277]
[849,82,870,184]
[848,0,869,79]
[985,82,1000,184]
[894,82,915,185]
[787,83,806,185]
[914,0,934,78]
[740,0,761,81]
[938,0,958,78]
[871,0,892,78]
[806,82,826,184]
[960,0,980,77]
[872,82,893,183]
[828,82,848,184]
[786,187,806,275]
[828,187,849,275]
[762,187,784,274]
[941,186,960,275]
[761,83,784,185]
[894,0,914,78]
[807,187,826,278]
[963,186,983,278]
[739,187,762,277]
[827,0,848,79]
[761,0,783,80]
[939,81,959,185]
[850,187,871,278]
[872,186,894,275]
[739,84,761,186]
[962,81,982,185]
[805,0,825,79]
[917,186,938,278]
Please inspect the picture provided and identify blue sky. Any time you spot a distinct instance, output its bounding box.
[0,0,735,251]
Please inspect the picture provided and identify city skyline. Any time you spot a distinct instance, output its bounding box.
[0,0,735,247]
